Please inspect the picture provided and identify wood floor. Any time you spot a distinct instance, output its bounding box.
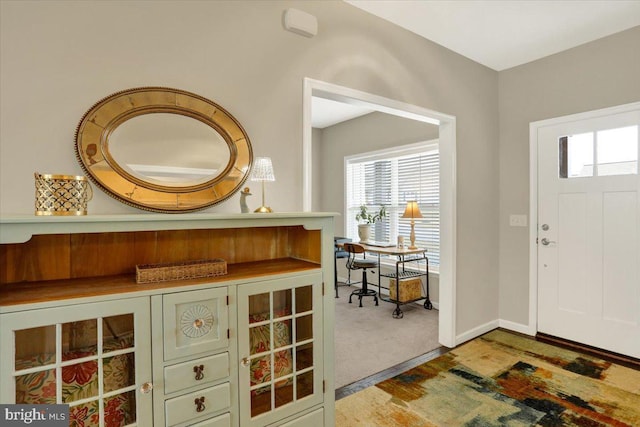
[335,346,449,400]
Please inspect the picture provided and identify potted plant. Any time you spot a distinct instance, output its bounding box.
[355,205,387,242]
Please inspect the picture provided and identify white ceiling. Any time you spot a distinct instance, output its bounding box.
[312,97,374,129]
[313,1,640,129]
[345,0,640,71]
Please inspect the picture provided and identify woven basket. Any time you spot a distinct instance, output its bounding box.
[389,278,423,303]
[136,259,227,284]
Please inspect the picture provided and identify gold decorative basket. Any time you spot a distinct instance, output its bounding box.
[35,172,93,216]
[136,259,227,284]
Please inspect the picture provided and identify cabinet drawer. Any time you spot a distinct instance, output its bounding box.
[276,408,324,427]
[164,352,229,395]
[165,383,230,427]
[163,287,229,361]
[189,412,230,427]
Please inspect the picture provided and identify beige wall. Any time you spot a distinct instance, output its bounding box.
[1,1,499,338]
[314,111,438,237]
[498,26,640,326]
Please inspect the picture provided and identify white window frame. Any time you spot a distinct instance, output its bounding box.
[344,139,440,270]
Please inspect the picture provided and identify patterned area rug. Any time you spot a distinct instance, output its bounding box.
[336,329,640,426]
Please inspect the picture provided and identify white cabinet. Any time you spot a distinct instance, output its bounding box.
[162,287,229,361]
[237,273,324,427]
[0,213,336,427]
[163,353,229,395]
[0,297,153,426]
[152,287,235,427]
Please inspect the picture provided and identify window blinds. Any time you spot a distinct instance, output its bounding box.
[346,144,440,266]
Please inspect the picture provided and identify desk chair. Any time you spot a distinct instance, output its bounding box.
[335,237,358,298]
[344,243,379,307]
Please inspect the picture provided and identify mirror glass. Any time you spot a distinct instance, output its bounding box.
[75,87,253,213]
[109,113,231,187]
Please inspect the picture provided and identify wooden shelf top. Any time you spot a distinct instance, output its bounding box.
[0,258,320,308]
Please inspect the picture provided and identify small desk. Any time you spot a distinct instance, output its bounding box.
[338,243,432,318]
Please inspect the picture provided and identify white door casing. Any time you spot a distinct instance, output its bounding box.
[302,77,458,348]
[533,105,640,358]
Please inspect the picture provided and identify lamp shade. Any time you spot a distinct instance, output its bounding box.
[250,157,275,182]
[401,201,423,219]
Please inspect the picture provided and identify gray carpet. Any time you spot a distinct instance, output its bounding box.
[333,283,440,389]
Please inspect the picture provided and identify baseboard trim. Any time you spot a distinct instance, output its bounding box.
[455,319,499,346]
[498,319,534,336]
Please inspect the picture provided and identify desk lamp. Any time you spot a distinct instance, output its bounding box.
[250,157,275,213]
[402,200,422,249]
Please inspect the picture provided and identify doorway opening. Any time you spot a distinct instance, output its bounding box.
[301,78,457,353]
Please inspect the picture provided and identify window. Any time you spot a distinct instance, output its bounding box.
[345,140,440,266]
[559,125,638,178]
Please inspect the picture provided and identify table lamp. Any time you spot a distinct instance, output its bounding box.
[250,157,275,213]
[402,200,423,249]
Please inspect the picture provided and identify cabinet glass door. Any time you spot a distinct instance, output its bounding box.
[238,273,323,427]
[0,298,151,427]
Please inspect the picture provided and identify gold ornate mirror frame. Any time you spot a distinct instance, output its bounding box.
[75,87,253,213]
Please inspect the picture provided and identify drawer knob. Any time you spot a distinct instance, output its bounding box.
[193,364,205,380]
[241,357,250,368]
[195,396,206,412]
[139,382,153,394]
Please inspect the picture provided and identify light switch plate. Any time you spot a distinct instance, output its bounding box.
[509,214,527,227]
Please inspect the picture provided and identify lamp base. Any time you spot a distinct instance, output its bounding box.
[254,206,273,213]
[408,245,418,250]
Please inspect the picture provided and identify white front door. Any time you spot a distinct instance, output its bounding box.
[537,108,640,358]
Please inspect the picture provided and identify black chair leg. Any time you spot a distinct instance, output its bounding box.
[348,269,378,307]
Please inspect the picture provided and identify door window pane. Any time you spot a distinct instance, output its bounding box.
[273,289,292,317]
[247,283,317,420]
[15,326,56,369]
[104,391,136,426]
[295,315,313,342]
[249,325,271,355]
[103,353,135,393]
[274,381,293,408]
[63,319,97,359]
[296,343,313,371]
[296,371,314,399]
[597,126,638,176]
[251,386,271,417]
[295,286,312,313]
[560,126,638,178]
[560,133,594,178]
[103,314,134,351]
[273,320,292,349]
[69,400,100,427]
[15,369,57,404]
[62,360,99,403]
[249,293,270,322]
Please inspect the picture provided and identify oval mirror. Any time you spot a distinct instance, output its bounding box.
[109,113,231,187]
[75,87,253,212]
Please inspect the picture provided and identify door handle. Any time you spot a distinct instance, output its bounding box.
[541,238,556,246]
